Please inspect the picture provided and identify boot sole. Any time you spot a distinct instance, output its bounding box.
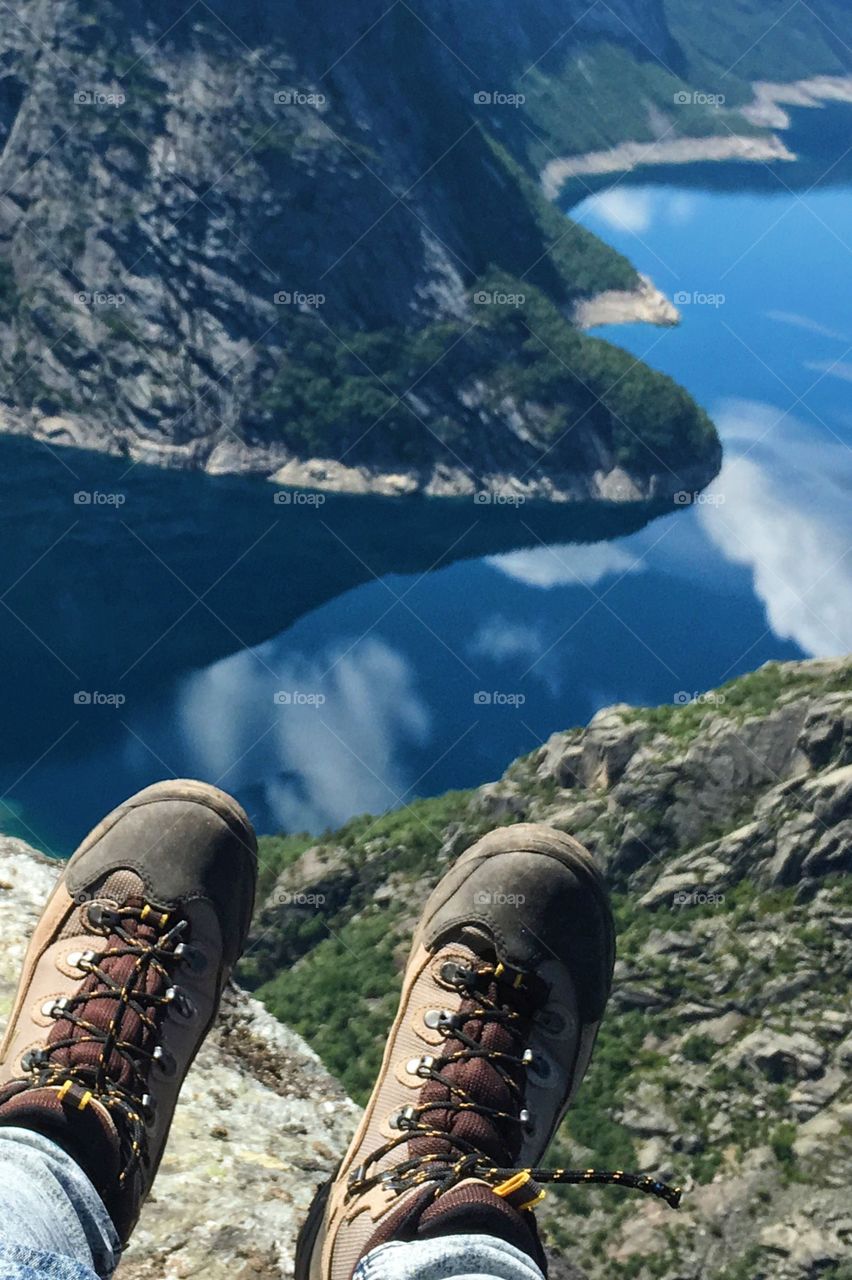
[294,821,614,1279]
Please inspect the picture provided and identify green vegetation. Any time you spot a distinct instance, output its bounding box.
[260,272,716,476]
[257,907,402,1100]
[769,1122,798,1168]
[519,41,761,168]
[624,659,852,738]
[666,0,852,91]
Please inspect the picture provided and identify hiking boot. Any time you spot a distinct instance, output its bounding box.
[295,823,680,1280]
[0,779,257,1243]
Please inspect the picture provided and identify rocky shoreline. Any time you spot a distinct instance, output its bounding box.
[743,74,852,130]
[0,402,719,505]
[545,74,852,331]
[571,273,680,330]
[541,133,794,200]
[541,74,852,200]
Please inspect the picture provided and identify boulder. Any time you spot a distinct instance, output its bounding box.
[724,1030,827,1081]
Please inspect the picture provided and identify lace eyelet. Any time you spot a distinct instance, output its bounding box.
[152,1044,177,1077]
[438,960,477,988]
[406,1054,436,1078]
[536,1008,565,1035]
[66,949,99,971]
[164,986,196,1020]
[389,1106,417,1131]
[85,903,119,933]
[424,1008,454,1031]
[173,942,207,973]
[41,997,69,1019]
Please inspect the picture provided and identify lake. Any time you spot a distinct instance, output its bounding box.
[3,102,850,855]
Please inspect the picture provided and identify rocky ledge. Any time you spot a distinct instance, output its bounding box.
[0,841,359,1279]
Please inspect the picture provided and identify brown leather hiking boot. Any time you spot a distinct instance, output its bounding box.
[295,823,680,1280]
[0,779,257,1243]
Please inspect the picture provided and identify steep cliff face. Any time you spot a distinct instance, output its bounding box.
[244,657,852,1280]
[0,0,725,499]
[0,659,849,1278]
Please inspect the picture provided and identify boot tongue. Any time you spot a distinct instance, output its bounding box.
[49,894,168,1091]
[409,959,532,1167]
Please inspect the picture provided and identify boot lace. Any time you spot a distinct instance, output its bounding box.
[20,898,200,1185]
[348,959,682,1213]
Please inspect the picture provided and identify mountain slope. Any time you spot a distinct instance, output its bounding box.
[243,657,852,1280]
[1,3,848,495]
[0,0,727,499]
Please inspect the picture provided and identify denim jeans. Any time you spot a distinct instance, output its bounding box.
[0,1128,119,1280]
[0,1128,546,1280]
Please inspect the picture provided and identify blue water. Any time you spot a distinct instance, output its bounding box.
[3,107,851,854]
